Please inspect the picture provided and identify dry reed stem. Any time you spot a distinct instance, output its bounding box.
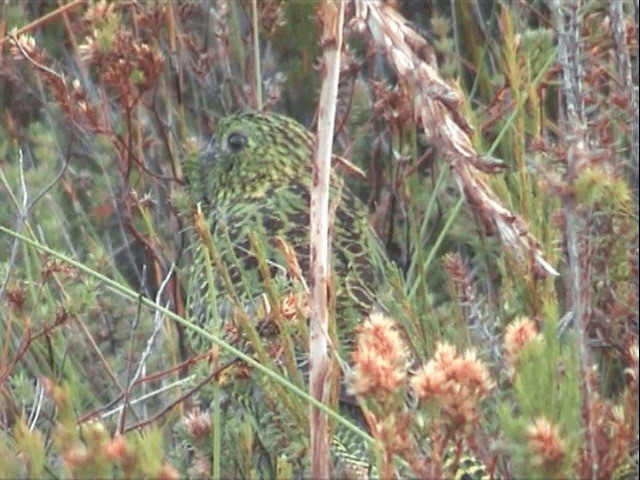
[548,0,597,477]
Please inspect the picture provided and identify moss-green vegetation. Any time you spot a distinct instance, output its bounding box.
[1,1,636,478]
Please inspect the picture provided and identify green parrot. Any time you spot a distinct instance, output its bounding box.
[183,111,394,353]
[182,111,389,478]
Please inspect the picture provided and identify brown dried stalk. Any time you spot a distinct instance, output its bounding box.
[352,0,558,279]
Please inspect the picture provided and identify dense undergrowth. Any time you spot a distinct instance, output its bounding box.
[0,1,637,478]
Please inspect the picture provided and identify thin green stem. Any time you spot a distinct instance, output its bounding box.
[0,223,376,451]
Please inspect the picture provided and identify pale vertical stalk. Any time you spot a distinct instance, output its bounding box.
[609,0,638,212]
[165,1,188,145]
[251,0,262,110]
[549,0,597,478]
[309,1,344,478]
[609,0,639,305]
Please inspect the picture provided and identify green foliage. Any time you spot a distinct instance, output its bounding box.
[0,380,178,479]
[269,1,321,116]
[499,317,582,477]
[575,166,633,213]
[0,0,637,478]
[13,419,46,479]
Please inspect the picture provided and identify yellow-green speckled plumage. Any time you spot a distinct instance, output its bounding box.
[185,112,386,351]
[182,112,387,478]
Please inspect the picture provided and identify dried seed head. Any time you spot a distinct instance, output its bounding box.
[188,454,213,480]
[84,0,116,26]
[526,417,566,470]
[8,33,37,59]
[411,342,493,425]
[504,317,541,367]
[278,291,309,323]
[182,408,212,442]
[62,445,89,470]
[103,435,129,462]
[349,313,409,397]
[158,462,181,480]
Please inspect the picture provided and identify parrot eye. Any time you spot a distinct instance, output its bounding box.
[227,132,247,153]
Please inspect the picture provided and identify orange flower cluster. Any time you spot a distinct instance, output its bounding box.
[503,317,541,367]
[410,342,493,425]
[526,417,567,471]
[102,435,127,462]
[349,313,410,397]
